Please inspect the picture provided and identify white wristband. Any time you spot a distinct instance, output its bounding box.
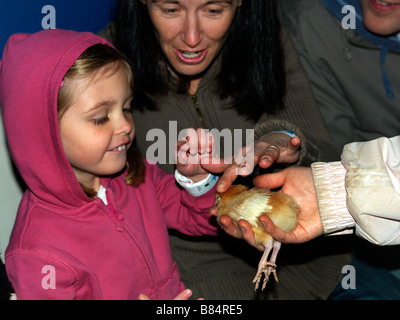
[270,130,297,138]
[175,170,218,197]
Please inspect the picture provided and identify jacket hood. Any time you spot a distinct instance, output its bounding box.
[0,29,112,207]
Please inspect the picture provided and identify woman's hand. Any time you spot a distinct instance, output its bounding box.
[253,132,301,167]
[204,132,301,193]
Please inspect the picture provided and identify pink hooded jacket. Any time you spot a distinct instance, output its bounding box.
[0,29,218,300]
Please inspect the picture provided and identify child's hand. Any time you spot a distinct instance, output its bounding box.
[138,289,205,300]
[176,128,219,182]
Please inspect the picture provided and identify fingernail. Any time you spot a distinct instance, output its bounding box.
[184,289,192,297]
[261,156,272,163]
[240,227,245,234]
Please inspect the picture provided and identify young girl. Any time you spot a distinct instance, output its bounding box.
[0,29,218,300]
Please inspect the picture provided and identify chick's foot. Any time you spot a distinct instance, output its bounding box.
[252,241,281,290]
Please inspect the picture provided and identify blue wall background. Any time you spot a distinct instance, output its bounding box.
[0,0,116,59]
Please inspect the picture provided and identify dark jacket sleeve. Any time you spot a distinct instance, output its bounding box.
[255,29,341,166]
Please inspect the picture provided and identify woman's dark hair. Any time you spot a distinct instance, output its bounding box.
[114,0,285,121]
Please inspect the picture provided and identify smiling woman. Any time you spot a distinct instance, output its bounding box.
[143,0,242,80]
[114,0,287,119]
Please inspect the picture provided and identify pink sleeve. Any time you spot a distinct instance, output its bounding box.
[146,162,219,236]
[6,251,79,300]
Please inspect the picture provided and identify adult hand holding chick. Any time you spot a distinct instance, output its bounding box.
[214,185,298,290]
[211,167,324,246]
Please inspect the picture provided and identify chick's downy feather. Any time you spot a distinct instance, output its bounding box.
[215,185,298,290]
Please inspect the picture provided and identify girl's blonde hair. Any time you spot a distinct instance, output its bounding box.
[57,44,145,198]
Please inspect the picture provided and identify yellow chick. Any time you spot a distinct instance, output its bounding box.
[215,185,298,290]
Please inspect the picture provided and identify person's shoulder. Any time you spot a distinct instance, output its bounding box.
[97,22,115,45]
[278,0,327,26]
[279,0,339,41]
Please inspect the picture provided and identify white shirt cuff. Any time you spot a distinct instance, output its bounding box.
[311,162,355,235]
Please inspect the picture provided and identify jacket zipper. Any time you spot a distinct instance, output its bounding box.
[191,93,207,128]
[106,204,124,231]
[103,190,156,291]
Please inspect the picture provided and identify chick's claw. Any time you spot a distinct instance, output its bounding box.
[253,262,278,291]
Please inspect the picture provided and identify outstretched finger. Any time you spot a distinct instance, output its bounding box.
[290,136,302,148]
[257,145,281,168]
[237,220,264,251]
[259,215,298,243]
[215,166,241,193]
[173,289,193,300]
[253,171,287,190]
[218,215,241,238]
